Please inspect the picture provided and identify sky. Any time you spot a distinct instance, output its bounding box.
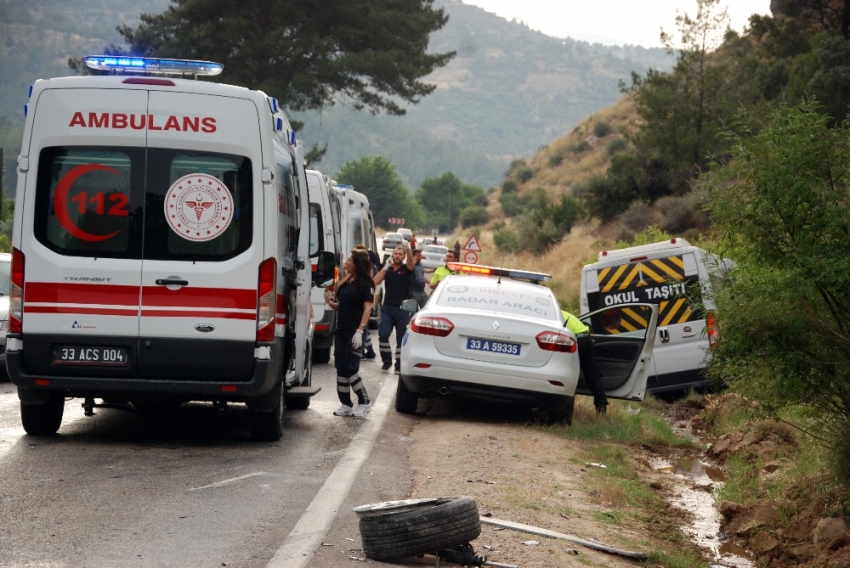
[461,0,773,48]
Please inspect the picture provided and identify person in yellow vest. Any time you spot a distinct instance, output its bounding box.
[562,310,607,416]
[429,249,459,290]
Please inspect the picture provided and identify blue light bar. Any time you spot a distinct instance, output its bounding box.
[83,56,224,76]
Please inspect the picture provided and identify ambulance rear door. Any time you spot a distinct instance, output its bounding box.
[138,91,264,382]
[21,87,147,378]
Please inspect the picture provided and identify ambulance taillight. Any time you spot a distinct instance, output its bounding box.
[707,311,720,347]
[10,247,24,334]
[257,258,277,342]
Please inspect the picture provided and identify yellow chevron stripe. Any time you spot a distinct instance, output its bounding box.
[678,306,692,323]
[617,264,642,290]
[601,264,628,293]
[668,255,685,269]
[661,297,687,326]
[620,319,638,332]
[648,258,684,279]
[640,263,667,283]
[598,266,611,284]
[622,307,648,327]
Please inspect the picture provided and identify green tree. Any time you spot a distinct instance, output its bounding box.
[459,205,489,228]
[116,0,455,115]
[336,156,422,229]
[703,101,850,485]
[416,172,486,232]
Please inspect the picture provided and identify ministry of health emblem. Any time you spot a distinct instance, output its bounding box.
[165,173,234,242]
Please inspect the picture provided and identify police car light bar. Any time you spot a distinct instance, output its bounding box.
[446,263,552,283]
[83,56,224,76]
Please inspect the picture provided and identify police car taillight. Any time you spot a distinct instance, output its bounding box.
[257,258,277,342]
[410,316,454,337]
[535,331,576,353]
[10,247,24,334]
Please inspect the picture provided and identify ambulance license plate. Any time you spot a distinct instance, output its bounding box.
[53,346,129,366]
[466,338,520,355]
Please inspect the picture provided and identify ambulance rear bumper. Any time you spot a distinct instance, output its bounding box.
[5,336,283,401]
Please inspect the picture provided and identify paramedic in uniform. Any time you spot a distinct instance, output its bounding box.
[325,250,374,417]
[562,310,608,416]
[373,242,415,373]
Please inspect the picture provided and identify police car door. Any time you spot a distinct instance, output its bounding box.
[20,87,147,375]
[574,303,658,401]
[137,91,263,381]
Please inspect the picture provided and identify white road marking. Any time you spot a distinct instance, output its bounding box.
[265,376,394,568]
[189,472,278,491]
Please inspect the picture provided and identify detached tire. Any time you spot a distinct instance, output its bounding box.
[21,393,65,435]
[358,496,481,561]
[395,376,418,414]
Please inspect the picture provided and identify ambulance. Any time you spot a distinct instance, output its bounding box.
[331,183,383,327]
[580,239,732,394]
[306,169,341,363]
[7,56,335,440]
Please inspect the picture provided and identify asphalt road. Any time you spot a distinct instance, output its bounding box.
[0,354,415,568]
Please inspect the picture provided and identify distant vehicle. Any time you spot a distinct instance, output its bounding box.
[581,238,733,394]
[0,253,9,368]
[397,228,413,241]
[397,263,658,424]
[421,237,443,246]
[382,233,404,250]
[420,245,448,270]
[307,170,342,364]
[332,184,383,328]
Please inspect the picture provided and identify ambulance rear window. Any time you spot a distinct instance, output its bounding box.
[34,146,144,259]
[309,203,323,256]
[142,150,252,262]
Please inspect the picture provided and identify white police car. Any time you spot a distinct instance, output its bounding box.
[397,263,658,424]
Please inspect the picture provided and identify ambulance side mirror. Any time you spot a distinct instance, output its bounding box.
[312,251,335,286]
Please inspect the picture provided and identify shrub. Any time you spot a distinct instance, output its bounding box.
[494,228,522,254]
[548,151,565,167]
[613,202,661,241]
[568,140,591,154]
[459,205,489,228]
[593,121,613,137]
[550,195,583,233]
[470,192,489,207]
[501,179,518,194]
[516,217,564,255]
[515,166,534,183]
[500,192,528,217]
[607,137,628,155]
[578,175,632,222]
[491,220,506,232]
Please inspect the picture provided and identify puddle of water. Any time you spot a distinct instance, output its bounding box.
[651,456,754,567]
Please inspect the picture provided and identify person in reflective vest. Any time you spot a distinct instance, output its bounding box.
[562,310,607,416]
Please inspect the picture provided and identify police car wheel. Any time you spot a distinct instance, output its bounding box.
[547,396,574,426]
[20,393,65,435]
[395,376,418,414]
[249,381,285,441]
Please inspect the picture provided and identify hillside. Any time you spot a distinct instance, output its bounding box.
[0,0,674,193]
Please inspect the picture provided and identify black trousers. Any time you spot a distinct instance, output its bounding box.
[577,335,607,408]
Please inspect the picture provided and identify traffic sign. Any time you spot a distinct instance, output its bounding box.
[388,217,405,225]
[462,234,481,252]
[463,250,479,264]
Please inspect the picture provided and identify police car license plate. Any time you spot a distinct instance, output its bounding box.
[53,346,129,366]
[466,338,520,355]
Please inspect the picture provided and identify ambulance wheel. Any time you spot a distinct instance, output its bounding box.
[312,346,331,364]
[287,396,310,410]
[21,393,65,435]
[249,381,285,441]
[547,396,574,426]
[395,376,418,414]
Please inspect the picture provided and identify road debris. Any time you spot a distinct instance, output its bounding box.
[584,462,607,469]
[480,517,648,560]
[521,540,540,546]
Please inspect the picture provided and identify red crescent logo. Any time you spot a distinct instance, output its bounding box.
[54,164,124,242]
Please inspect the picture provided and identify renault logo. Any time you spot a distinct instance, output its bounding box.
[492,321,500,330]
[195,324,215,333]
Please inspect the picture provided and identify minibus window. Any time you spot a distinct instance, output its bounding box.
[143,150,252,262]
[34,146,144,259]
[309,204,323,256]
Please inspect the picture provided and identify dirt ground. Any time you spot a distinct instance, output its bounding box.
[399,398,705,568]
